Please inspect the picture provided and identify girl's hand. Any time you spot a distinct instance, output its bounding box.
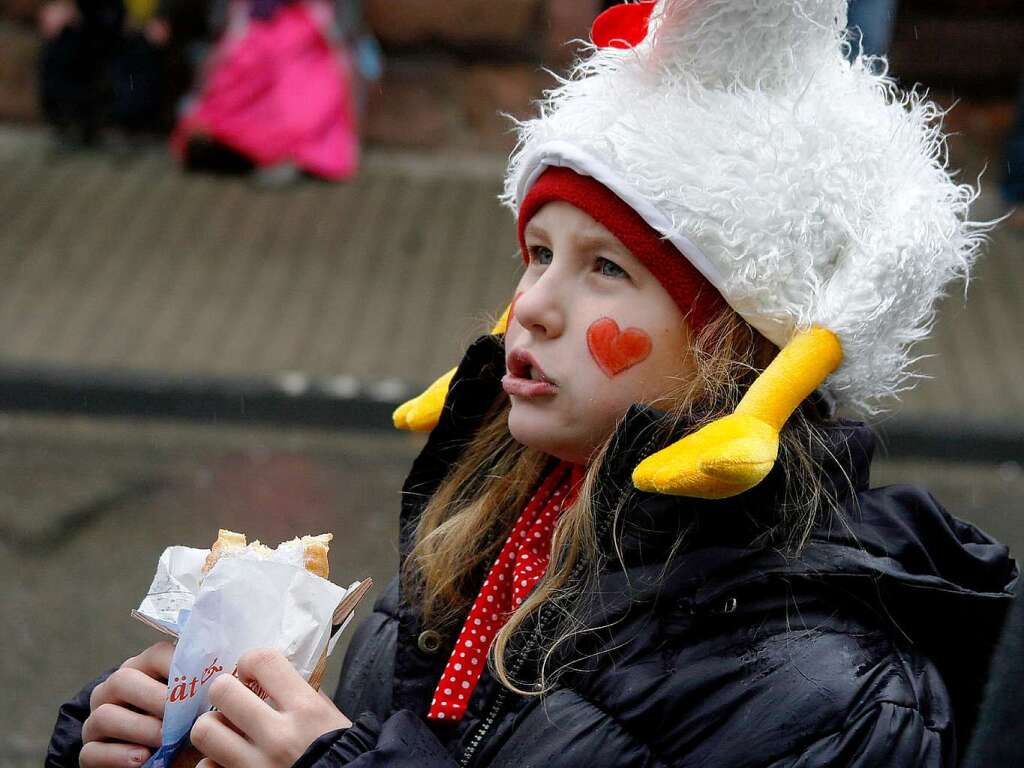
[80,641,175,768]
[190,649,352,768]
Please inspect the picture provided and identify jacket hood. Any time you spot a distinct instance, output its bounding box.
[595,396,1014,750]
[600,399,1016,601]
[631,401,1016,744]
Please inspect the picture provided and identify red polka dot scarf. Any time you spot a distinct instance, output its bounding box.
[427,460,585,722]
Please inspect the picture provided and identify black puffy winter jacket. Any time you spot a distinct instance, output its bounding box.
[48,335,1017,768]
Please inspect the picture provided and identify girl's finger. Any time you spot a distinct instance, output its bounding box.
[82,703,163,748]
[93,666,168,716]
[191,711,260,768]
[195,759,225,768]
[78,740,151,768]
[123,641,176,680]
[206,672,276,739]
[235,648,312,711]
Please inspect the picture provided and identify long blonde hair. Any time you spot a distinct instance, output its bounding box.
[402,309,841,695]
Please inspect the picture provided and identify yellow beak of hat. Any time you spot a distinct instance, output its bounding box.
[631,327,842,499]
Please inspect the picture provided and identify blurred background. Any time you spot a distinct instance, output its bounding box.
[1,0,1022,764]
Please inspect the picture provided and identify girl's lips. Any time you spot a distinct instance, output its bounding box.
[506,348,555,384]
[501,374,558,398]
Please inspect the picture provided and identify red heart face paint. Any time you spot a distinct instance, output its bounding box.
[586,317,653,378]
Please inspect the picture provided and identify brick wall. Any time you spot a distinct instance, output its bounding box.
[0,21,39,122]
[0,0,601,149]
[0,0,46,121]
[361,0,600,150]
[1,1,1020,147]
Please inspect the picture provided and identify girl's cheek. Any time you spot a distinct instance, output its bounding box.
[586,317,653,378]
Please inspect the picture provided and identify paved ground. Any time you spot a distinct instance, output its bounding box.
[2,412,1022,766]
[0,124,1022,428]
[0,128,515,393]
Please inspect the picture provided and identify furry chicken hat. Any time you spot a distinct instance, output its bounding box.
[394,0,987,499]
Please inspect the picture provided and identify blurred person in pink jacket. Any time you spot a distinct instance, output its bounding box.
[171,0,368,182]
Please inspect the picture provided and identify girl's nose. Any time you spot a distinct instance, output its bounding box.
[513,277,565,339]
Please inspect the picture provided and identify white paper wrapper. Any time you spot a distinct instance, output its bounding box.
[135,547,208,635]
[134,546,358,768]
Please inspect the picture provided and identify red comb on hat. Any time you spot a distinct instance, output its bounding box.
[591,1,656,50]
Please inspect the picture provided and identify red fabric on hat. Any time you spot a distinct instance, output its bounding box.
[591,0,656,50]
[427,461,584,723]
[517,166,727,335]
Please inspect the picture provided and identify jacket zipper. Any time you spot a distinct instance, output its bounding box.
[457,631,538,767]
[458,436,659,767]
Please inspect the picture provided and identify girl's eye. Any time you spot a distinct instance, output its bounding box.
[529,246,553,265]
[597,257,627,279]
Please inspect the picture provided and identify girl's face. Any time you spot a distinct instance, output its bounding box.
[504,201,694,464]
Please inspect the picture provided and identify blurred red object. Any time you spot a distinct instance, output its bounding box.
[172,1,358,181]
[590,1,655,50]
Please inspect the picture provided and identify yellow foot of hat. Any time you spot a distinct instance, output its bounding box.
[632,413,779,499]
[392,368,456,432]
[631,327,843,499]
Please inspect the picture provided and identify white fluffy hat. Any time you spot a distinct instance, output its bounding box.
[394,0,992,499]
[503,0,988,413]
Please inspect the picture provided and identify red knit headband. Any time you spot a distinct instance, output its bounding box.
[517,166,726,334]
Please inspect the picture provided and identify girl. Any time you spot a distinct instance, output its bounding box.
[49,1,1016,767]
